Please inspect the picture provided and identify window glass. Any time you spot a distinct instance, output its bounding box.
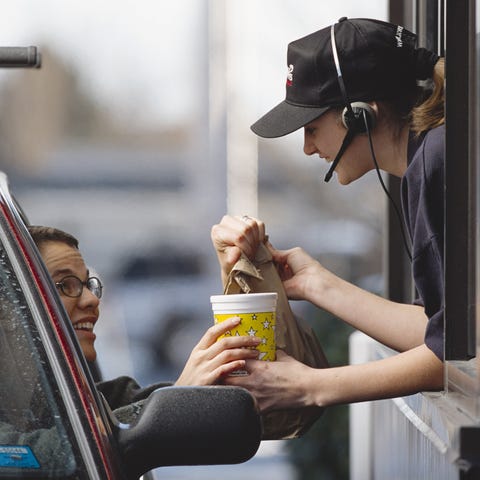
[0,237,83,478]
[476,0,480,364]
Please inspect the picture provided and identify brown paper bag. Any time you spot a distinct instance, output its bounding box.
[224,243,329,440]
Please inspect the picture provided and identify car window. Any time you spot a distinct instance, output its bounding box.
[0,235,84,479]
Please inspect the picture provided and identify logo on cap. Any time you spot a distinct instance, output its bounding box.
[395,25,404,47]
[286,64,294,86]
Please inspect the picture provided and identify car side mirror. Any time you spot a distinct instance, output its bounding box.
[115,385,262,479]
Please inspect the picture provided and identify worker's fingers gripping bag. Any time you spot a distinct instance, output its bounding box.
[224,242,329,440]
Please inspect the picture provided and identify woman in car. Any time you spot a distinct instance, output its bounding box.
[28,225,261,416]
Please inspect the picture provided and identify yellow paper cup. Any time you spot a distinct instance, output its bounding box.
[210,293,277,371]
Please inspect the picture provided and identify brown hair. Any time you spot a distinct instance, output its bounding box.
[28,225,79,250]
[334,58,445,140]
[410,58,445,135]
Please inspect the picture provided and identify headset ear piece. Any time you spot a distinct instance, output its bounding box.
[341,102,376,133]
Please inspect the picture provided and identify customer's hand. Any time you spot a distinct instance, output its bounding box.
[175,317,261,386]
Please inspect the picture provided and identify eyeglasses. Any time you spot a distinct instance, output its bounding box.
[55,275,103,299]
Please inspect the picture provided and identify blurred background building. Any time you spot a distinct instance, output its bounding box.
[0,1,387,478]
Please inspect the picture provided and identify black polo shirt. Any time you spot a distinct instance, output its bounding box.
[401,125,445,360]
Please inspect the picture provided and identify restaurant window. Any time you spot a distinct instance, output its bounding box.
[444,0,478,398]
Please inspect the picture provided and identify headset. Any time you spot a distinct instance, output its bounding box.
[324,23,377,182]
[325,22,412,261]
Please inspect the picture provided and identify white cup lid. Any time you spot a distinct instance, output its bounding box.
[210,292,277,313]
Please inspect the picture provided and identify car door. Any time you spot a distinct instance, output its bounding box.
[0,172,262,479]
[0,172,126,479]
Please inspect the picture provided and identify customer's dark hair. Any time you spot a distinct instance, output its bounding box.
[28,225,79,250]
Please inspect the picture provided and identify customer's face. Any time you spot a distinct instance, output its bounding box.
[39,241,100,362]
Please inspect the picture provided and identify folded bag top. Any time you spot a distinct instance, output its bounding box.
[224,242,329,440]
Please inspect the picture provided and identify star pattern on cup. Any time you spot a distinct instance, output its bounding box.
[214,311,275,361]
[247,327,257,336]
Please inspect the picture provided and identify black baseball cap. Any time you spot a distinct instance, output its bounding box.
[251,17,427,138]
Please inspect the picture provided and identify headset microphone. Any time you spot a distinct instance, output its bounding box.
[324,103,376,182]
[324,128,356,182]
[324,23,375,182]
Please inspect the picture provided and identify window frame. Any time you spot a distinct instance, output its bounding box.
[444,0,476,362]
